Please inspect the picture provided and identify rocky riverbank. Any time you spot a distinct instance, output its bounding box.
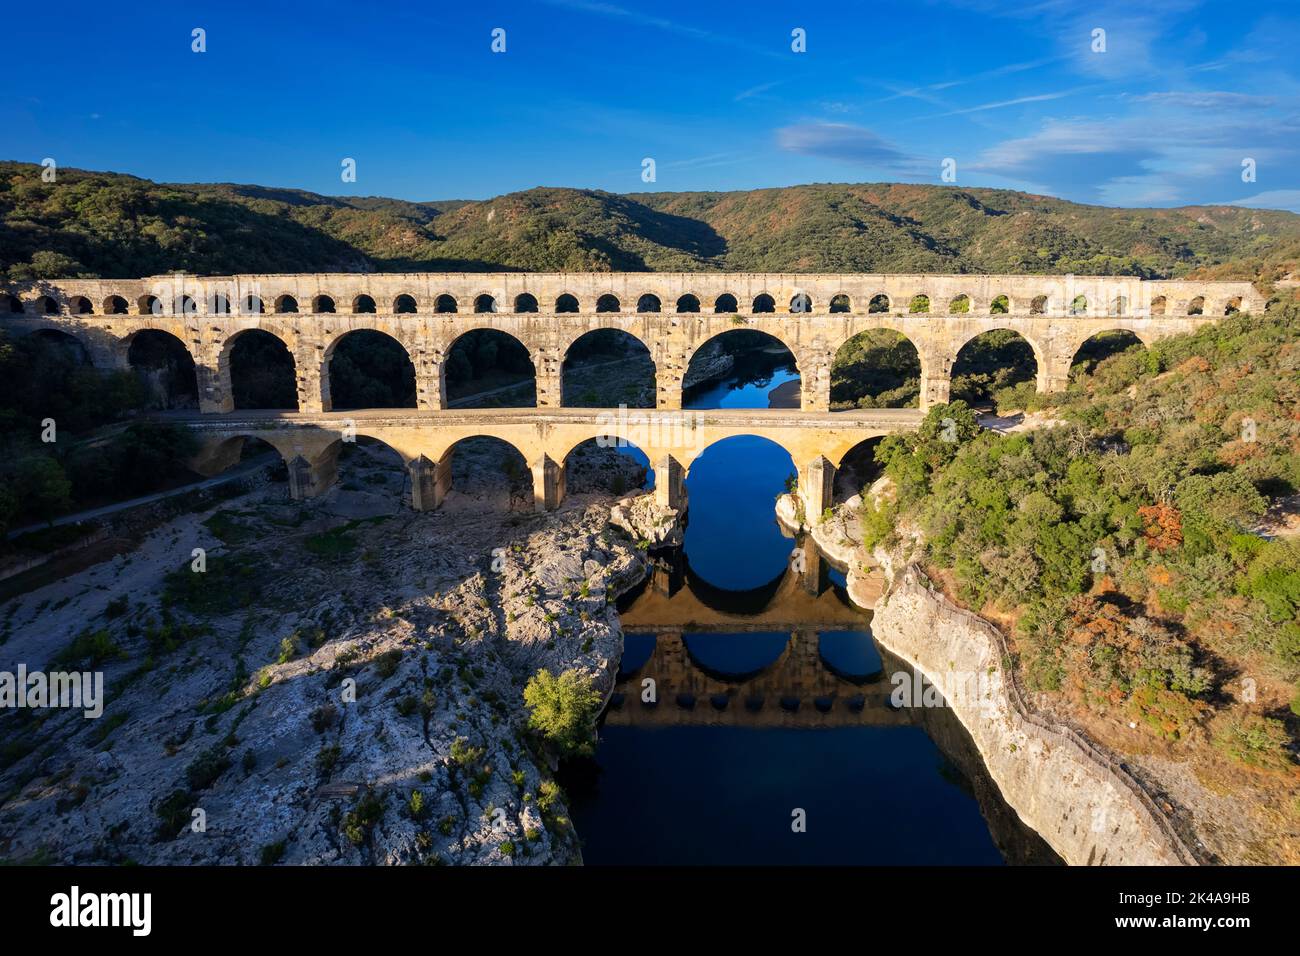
[0,443,657,865]
[777,490,1198,866]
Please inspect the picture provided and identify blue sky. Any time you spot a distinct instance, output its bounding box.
[5,0,1299,210]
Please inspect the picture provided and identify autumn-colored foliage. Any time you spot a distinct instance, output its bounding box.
[1138,502,1183,553]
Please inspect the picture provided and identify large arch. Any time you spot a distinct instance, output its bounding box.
[561,327,655,408]
[830,328,922,409]
[225,329,298,410]
[950,328,1041,405]
[683,329,801,410]
[443,328,536,408]
[124,329,199,409]
[324,329,417,410]
[435,436,534,512]
[1069,329,1147,379]
[28,327,92,366]
[561,436,651,497]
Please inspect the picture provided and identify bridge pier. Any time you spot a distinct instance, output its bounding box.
[532,454,565,511]
[409,455,447,511]
[534,347,563,408]
[653,455,688,513]
[415,350,445,411]
[796,536,824,596]
[799,349,831,412]
[296,352,326,413]
[797,455,835,523]
[287,445,338,499]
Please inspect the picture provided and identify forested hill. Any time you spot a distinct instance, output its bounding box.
[3,160,1299,282]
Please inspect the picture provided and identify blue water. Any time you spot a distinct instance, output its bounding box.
[566,358,1018,865]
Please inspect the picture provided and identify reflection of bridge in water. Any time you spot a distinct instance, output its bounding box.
[607,544,898,728]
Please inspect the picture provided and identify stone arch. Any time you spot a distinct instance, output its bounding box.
[672,293,698,314]
[136,294,161,316]
[832,435,887,506]
[908,294,930,314]
[1111,295,1127,316]
[434,294,458,314]
[950,327,1043,405]
[394,294,418,314]
[208,293,231,315]
[682,328,801,409]
[790,292,813,314]
[223,328,298,410]
[713,293,739,313]
[473,294,496,314]
[1224,296,1241,316]
[948,294,970,314]
[323,329,417,410]
[1069,329,1147,378]
[173,295,196,316]
[555,293,580,313]
[274,294,298,314]
[868,293,890,314]
[433,436,535,512]
[752,293,775,314]
[1030,294,1048,315]
[1150,295,1166,316]
[322,433,413,506]
[123,328,199,409]
[68,295,93,315]
[1,292,23,313]
[1187,295,1205,316]
[189,433,296,481]
[989,294,1009,314]
[443,328,537,408]
[353,294,377,314]
[313,294,336,314]
[242,294,264,315]
[514,293,539,313]
[637,293,661,314]
[560,435,652,497]
[830,327,922,410]
[596,293,621,314]
[28,327,92,365]
[1069,294,1088,316]
[829,294,851,314]
[561,327,655,408]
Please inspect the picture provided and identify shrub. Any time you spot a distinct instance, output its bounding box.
[522,668,602,757]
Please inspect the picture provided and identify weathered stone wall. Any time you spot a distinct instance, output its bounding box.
[3,272,1257,414]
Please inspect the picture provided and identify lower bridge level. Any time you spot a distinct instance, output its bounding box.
[178,406,922,516]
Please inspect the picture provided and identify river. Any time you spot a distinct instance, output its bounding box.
[564,350,1057,864]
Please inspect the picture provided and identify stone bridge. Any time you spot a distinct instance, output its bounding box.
[3,272,1260,413]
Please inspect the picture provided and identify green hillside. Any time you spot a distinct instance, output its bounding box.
[3,161,1299,281]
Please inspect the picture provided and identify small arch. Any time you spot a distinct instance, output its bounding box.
[831,329,921,410]
[68,295,93,315]
[473,294,496,314]
[676,294,700,314]
[713,293,738,313]
[596,294,622,314]
[136,295,161,316]
[1224,296,1241,316]
[1,293,23,313]
[436,437,534,512]
[562,328,655,408]
[752,293,775,314]
[127,329,199,410]
[513,293,538,313]
[394,294,418,314]
[207,293,231,315]
[1111,295,1127,316]
[274,294,298,314]
[949,294,970,314]
[1150,295,1166,316]
[228,330,297,410]
[989,294,1009,315]
[444,329,536,408]
[313,295,336,314]
[790,292,813,314]
[951,329,1039,406]
[102,295,129,315]
[829,294,851,314]
[1187,295,1204,316]
[868,294,890,314]
[35,296,59,315]
[241,294,264,315]
[1030,295,1048,315]
[326,330,416,410]
[556,293,580,313]
[1069,294,1088,316]
[636,293,661,314]
[353,294,377,314]
[908,294,930,314]
[175,295,197,316]
[434,294,458,314]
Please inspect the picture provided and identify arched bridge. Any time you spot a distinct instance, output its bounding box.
[3,271,1259,412]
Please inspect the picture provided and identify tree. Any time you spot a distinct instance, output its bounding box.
[13,454,73,523]
[523,668,602,757]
